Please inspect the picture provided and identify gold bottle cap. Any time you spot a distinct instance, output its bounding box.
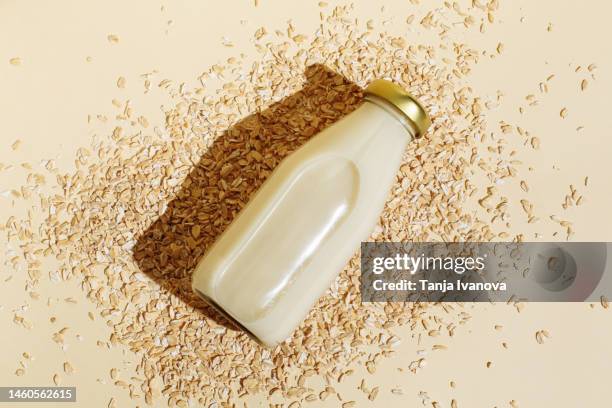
[364,79,431,138]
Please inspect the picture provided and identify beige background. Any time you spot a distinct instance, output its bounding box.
[1,0,611,407]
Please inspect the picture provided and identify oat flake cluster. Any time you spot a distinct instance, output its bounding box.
[4,2,543,406]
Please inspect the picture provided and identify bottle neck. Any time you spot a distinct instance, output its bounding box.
[364,94,419,139]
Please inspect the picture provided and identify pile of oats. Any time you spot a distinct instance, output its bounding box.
[4,1,584,406]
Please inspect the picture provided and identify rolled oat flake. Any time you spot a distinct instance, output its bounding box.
[192,79,431,346]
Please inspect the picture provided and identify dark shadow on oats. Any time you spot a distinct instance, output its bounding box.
[132,64,362,330]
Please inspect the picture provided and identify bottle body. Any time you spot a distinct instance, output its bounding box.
[192,96,419,347]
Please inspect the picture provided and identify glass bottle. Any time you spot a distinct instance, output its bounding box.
[192,79,431,347]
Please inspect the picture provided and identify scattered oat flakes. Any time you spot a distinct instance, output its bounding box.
[535,330,550,344]
[64,361,75,375]
[0,3,580,406]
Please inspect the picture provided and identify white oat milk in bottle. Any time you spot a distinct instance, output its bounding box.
[192,79,431,347]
